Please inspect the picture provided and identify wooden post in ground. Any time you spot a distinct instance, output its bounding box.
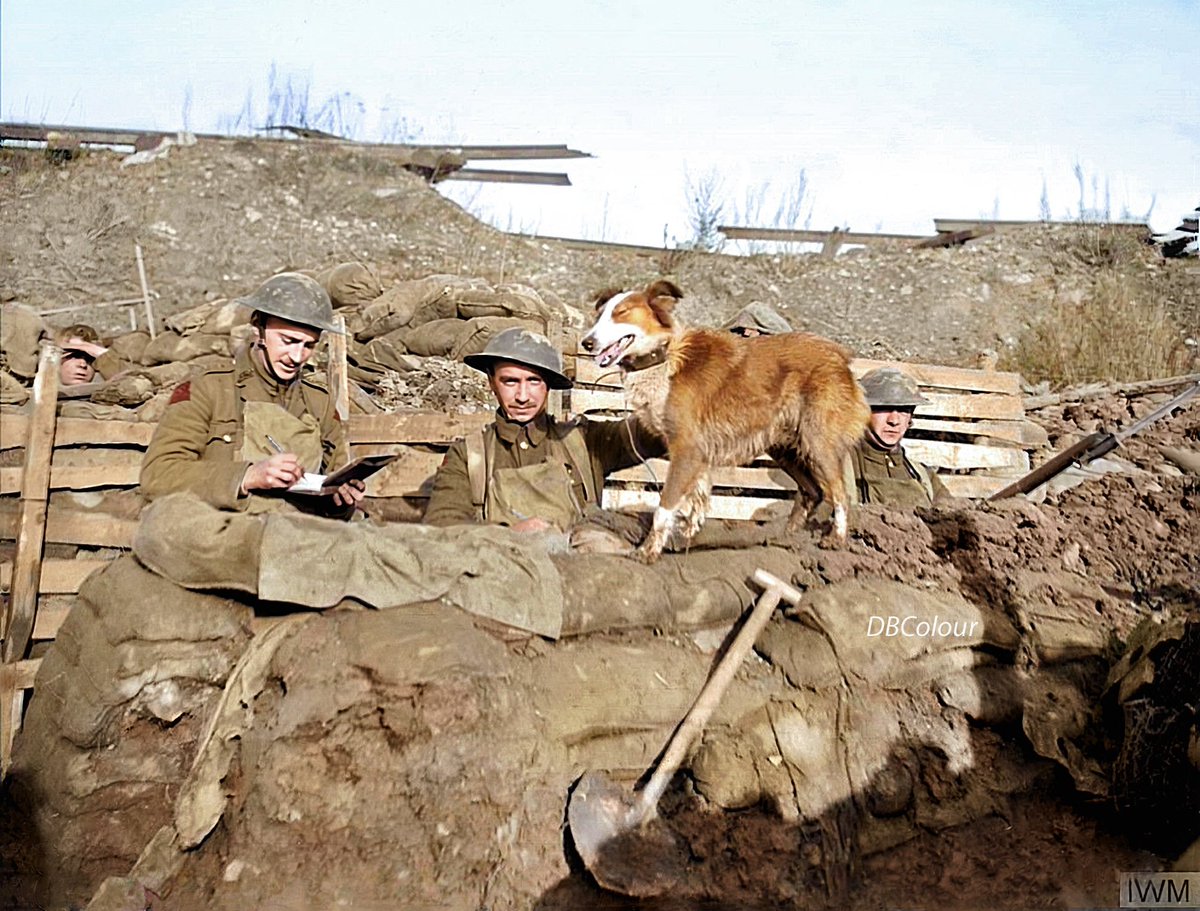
[135,243,157,338]
[547,313,565,418]
[330,314,350,421]
[1,345,60,662]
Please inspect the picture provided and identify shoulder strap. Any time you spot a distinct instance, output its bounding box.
[464,427,491,512]
[552,418,597,506]
[907,454,936,502]
[849,443,870,504]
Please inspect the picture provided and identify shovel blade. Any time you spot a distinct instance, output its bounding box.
[567,771,685,898]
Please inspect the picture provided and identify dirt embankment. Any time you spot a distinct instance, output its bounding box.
[3,140,1196,369]
[2,399,1195,911]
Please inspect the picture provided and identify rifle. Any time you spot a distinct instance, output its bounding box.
[988,381,1199,501]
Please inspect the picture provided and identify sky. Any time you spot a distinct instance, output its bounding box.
[2,1,1197,247]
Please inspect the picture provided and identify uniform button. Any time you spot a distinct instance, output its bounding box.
[519,440,529,450]
[222,434,232,443]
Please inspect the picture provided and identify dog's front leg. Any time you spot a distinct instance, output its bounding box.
[635,447,706,563]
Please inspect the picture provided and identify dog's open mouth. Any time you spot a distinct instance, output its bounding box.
[595,335,634,368]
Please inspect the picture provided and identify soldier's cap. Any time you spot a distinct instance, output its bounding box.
[859,367,929,409]
[235,272,345,335]
[720,302,793,336]
[463,327,572,390]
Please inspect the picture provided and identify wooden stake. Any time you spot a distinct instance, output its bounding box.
[1,346,59,662]
[135,243,157,339]
[330,314,350,421]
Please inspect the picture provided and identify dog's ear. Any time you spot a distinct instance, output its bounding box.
[592,287,623,313]
[646,279,684,305]
[646,279,683,325]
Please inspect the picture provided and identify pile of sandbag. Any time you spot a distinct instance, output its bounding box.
[0,302,47,405]
[4,264,582,419]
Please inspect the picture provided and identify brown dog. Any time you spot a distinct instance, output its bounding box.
[581,280,869,562]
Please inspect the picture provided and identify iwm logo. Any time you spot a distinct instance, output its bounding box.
[1120,872,1199,908]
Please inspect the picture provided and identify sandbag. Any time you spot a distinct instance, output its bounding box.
[455,284,555,325]
[399,318,474,358]
[166,299,248,337]
[314,262,383,308]
[356,275,483,341]
[0,302,47,378]
[137,390,173,422]
[359,335,420,374]
[90,373,155,406]
[58,401,142,420]
[0,368,28,404]
[451,316,542,358]
[108,331,152,364]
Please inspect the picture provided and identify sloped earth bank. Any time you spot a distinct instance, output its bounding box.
[3,140,1197,366]
[1,405,1195,910]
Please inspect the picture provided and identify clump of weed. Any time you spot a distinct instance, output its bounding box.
[1001,271,1195,386]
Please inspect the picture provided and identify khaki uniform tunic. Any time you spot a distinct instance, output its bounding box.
[140,345,351,517]
[845,437,945,508]
[423,411,663,527]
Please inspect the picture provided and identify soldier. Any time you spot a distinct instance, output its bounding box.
[423,328,663,533]
[54,324,130,386]
[140,273,364,517]
[845,367,947,508]
[721,302,793,337]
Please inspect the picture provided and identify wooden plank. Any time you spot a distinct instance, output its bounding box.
[933,218,1149,234]
[718,225,927,244]
[936,474,1023,499]
[571,386,1026,422]
[574,355,1022,396]
[0,506,138,548]
[1,559,109,594]
[32,603,70,641]
[0,657,41,779]
[902,439,1029,472]
[438,168,571,187]
[910,416,1048,448]
[606,440,1026,487]
[1,416,154,450]
[0,464,142,495]
[365,449,445,498]
[3,346,59,661]
[330,314,350,421]
[348,412,493,445]
[604,488,791,522]
[609,460,798,491]
[849,359,1022,395]
[49,449,144,468]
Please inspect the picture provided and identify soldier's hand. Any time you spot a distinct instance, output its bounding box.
[332,478,366,509]
[241,453,305,493]
[511,516,553,533]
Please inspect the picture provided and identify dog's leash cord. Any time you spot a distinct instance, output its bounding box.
[622,408,658,486]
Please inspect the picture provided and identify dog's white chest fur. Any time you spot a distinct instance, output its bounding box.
[620,361,672,435]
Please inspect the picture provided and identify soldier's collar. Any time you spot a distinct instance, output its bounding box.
[495,409,549,446]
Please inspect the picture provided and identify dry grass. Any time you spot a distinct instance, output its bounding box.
[1001,270,1196,386]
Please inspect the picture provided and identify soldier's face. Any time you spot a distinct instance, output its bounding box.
[59,352,96,386]
[868,408,913,449]
[488,362,548,424]
[256,317,320,383]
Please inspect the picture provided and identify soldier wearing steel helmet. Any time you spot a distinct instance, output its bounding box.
[844,367,947,508]
[423,327,664,533]
[720,302,793,338]
[140,273,365,517]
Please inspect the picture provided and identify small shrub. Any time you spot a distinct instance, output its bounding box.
[1001,271,1195,386]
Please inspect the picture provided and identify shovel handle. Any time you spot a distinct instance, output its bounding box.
[630,569,800,825]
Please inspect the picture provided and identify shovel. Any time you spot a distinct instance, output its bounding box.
[567,568,802,897]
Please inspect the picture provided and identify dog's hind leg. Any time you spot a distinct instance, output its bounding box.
[771,450,823,535]
[808,449,851,544]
